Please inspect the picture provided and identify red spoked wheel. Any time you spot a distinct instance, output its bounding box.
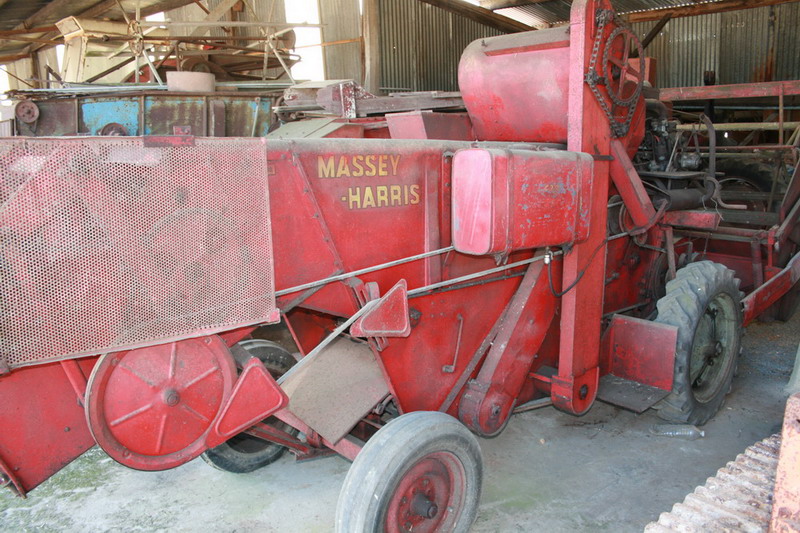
[602,26,645,107]
[85,335,237,470]
[336,411,482,533]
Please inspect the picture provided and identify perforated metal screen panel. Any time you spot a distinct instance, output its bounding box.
[0,137,277,369]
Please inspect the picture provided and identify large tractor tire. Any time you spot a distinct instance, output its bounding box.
[201,339,298,473]
[336,411,482,533]
[654,261,743,426]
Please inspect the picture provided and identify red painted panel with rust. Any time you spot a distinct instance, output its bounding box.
[771,393,800,531]
[459,27,571,143]
[660,80,800,101]
[602,315,676,390]
[0,357,98,495]
[451,149,593,255]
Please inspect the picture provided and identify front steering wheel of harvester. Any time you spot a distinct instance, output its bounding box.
[653,261,744,425]
[336,411,483,533]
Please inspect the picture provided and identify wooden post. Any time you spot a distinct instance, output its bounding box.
[362,0,381,95]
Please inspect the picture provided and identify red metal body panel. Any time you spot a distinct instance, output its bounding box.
[600,315,676,391]
[451,149,593,255]
[459,259,558,435]
[386,111,475,141]
[0,357,97,495]
[459,27,571,143]
[742,252,800,325]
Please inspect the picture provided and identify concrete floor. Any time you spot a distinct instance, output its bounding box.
[2,313,798,533]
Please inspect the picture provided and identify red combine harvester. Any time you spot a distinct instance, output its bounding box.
[1,0,798,531]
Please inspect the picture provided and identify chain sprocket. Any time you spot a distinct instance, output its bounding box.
[585,9,644,138]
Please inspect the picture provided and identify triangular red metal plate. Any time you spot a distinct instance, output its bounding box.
[351,280,411,338]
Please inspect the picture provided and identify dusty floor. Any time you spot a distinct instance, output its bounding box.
[2,313,798,533]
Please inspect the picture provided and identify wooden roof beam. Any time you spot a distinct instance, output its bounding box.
[479,0,554,10]
[623,0,800,23]
[417,0,533,32]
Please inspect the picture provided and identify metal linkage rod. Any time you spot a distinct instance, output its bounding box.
[276,299,377,385]
[274,246,455,297]
[407,254,557,297]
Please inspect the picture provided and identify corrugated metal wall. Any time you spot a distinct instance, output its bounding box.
[319,0,362,81]
[378,0,503,92]
[633,3,800,88]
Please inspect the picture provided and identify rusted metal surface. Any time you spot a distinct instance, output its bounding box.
[632,3,800,88]
[13,92,273,137]
[451,149,593,255]
[279,338,389,443]
[742,252,800,325]
[660,80,800,102]
[645,434,782,532]
[281,80,465,118]
[771,393,800,532]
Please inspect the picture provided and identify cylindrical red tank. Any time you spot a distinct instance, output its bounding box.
[459,27,571,144]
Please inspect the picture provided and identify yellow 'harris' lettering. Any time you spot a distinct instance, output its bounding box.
[318,154,401,178]
[343,185,421,210]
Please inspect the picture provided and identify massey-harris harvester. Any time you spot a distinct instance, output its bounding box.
[1,0,799,531]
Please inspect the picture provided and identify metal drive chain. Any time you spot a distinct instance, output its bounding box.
[585,9,643,138]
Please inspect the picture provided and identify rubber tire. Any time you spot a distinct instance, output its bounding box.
[716,160,775,194]
[654,261,743,426]
[201,340,297,473]
[335,411,482,533]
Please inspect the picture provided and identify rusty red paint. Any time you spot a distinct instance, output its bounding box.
[451,148,593,255]
[459,26,571,143]
[660,80,800,101]
[742,252,800,325]
[770,393,800,531]
[601,315,676,391]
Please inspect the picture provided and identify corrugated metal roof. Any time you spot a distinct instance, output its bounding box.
[0,0,195,55]
[498,0,731,26]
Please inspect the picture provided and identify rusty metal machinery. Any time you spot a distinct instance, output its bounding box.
[645,393,800,532]
[0,0,799,531]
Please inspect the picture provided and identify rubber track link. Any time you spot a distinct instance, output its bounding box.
[645,434,781,532]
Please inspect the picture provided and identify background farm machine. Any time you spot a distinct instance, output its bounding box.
[1,0,799,531]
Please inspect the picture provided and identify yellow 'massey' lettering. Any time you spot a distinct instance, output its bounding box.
[352,155,364,177]
[318,156,335,178]
[364,155,377,176]
[317,154,403,178]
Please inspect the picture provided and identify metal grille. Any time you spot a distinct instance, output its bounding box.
[0,137,277,368]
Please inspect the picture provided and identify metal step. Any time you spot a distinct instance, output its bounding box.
[644,434,781,532]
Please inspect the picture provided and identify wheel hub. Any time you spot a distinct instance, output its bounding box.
[411,492,439,519]
[386,451,466,533]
